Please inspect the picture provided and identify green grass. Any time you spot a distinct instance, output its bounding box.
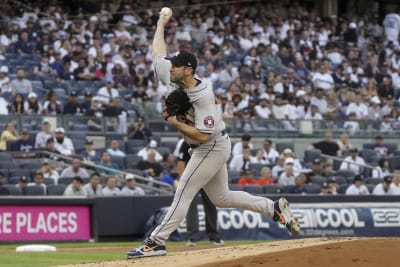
[0,240,263,267]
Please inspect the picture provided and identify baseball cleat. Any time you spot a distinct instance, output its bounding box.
[210,238,224,246]
[186,239,196,246]
[273,197,300,235]
[126,238,166,259]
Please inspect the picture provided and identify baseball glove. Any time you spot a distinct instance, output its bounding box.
[163,89,192,120]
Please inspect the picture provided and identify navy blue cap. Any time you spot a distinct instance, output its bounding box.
[166,51,197,71]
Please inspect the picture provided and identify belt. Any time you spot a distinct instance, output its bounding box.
[189,129,226,149]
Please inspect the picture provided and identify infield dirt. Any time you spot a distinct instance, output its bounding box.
[56,237,399,267]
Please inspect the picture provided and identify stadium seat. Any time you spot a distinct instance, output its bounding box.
[276,143,294,154]
[25,186,45,196]
[339,184,350,194]
[8,169,32,179]
[125,168,145,177]
[0,161,18,170]
[249,163,267,174]
[359,149,377,163]
[366,184,376,194]
[263,184,286,194]
[229,184,244,191]
[303,150,321,164]
[334,170,355,179]
[43,178,55,185]
[125,155,144,169]
[111,156,125,169]
[303,184,321,194]
[19,160,43,170]
[0,152,13,161]
[58,177,74,185]
[2,184,21,195]
[125,139,146,154]
[47,184,67,196]
[156,146,171,156]
[331,176,346,185]
[310,176,328,185]
[388,156,400,171]
[365,178,383,185]
[244,185,264,194]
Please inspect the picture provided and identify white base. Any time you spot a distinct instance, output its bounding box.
[16,244,57,252]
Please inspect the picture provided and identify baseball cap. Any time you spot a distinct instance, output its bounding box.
[70,90,78,96]
[296,90,306,97]
[125,173,135,180]
[285,157,294,165]
[370,96,381,104]
[322,182,329,189]
[283,148,294,155]
[84,91,93,97]
[353,174,363,182]
[328,177,337,183]
[21,128,29,135]
[384,176,392,184]
[55,127,65,134]
[165,50,197,71]
[0,66,9,73]
[148,140,158,148]
[85,139,93,145]
[28,92,37,99]
[241,134,252,141]
[313,158,321,164]
[105,77,114,83]
[19,176,28,183]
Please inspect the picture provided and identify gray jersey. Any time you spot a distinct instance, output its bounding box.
[155,59,225,144]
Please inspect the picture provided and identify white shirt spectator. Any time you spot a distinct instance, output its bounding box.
[54,137,75,156]
[63,184,87,196]
[232,142,254,157]
[0,97,9,115]
[346,102,368,119]
[312,72,334,90]
[254,104,271,119]
[263,149,280,165]
[120,185,145,196]
[103,186,121,196]
[218,67,239,89]
[229,154,251,172]
[390,181,400,195]
[372,183,395,195]
[278,172,296,186]
[83,183,104,197]
[97,86,119,104]
[372,166,391,179]
[35,131,53,148]
[10,78,32,95]
[137,148,162,162]
[60,167,90,179]
[304,111,323,120]
[345,184,370,195]
[339,156,366,175]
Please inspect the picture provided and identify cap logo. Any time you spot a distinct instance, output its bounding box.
[203,116,215,128]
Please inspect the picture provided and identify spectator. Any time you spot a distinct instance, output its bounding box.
[11,93,25,114]
[137,140,162,162]
[0,66,10,93]
[336,132,353,154]
[102,176,121,196]
[97,77,119,104]
[160,165,180,190]
[254,95,272,119]
[63,91,81,115]
[83,172,103,197]
[307,158,323,181]
[287,173,308,194]
[96,151,120,176]
[339,148,366,175]
[250,149,269,164]
[63,176,87,197]
[346,93,368,120]
[272,155,285,179]
[281,148,302,175]
[103,97,128,133]
[0,89,10,115]
[42,90,63,115]
[368,96,382,121]
[257,167,276,185]
[0,172,10,195]
[107,139,126,158]
[309,131,340,156]
[0,122,19,151]
[15,31,33,54]
[372,158,391,179]
[372,175,395,195]
[54,127,74,156]
[85,96,104,130]
[73,58,96,81]
[80,91,93,114]
[35,120,53,149]
[236,169,256,186]
[320,182,335,195]
[10,68,32,95]
[24,92,43,115]
[345,175,370,195]
[390,170,400,194]
[231,134,253,157]
[136,149,164,177]
[262,139,279,165]
[160,152,175,173]
[80,139,101,162]
[127,117,153,141]
[27,172,47,194]
[39,161,59,184]
[16,175,29,195]
[278,157,296,186]
[372,135,390,157]
[13,129,35,154]
[120,174,145,196]
[60,157,89,179]
[229,147,252,172]
[321,160,335,179]
[312,64,334,91]
[327,177,339,195]
[44,138,62,161]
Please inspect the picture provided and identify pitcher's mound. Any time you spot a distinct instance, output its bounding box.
[59,237,399,267]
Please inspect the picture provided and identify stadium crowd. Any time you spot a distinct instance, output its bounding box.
[0,0,400,196]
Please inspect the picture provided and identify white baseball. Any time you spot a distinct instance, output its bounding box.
[160,7,172,16]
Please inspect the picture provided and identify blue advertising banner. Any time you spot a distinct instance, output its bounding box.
[146,203,400,241]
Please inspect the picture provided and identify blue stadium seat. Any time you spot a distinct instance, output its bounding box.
[47,184,66,196]
[25,185,45,196]
[125,155,144,169]
[263,184,286,194]
[303,184,321,194]
[310,176,328,185]
[8,169,31,179]
[58,177,74,185]
[2,184,21,195]
[276,142,294,154]
[244,185,264,194]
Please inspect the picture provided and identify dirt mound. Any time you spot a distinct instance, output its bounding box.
[56,237,400,267]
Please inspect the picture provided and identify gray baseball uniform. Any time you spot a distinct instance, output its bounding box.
[150,59,275,244]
